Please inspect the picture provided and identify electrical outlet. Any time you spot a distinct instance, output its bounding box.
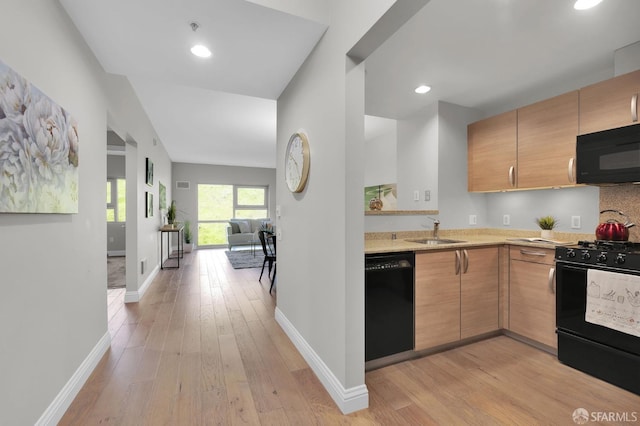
[571,215,581,229]
[469,215,477,225]
[424,190,431,201]
[503,214,511,226]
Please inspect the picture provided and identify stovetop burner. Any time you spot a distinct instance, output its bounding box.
[577,240,640,252]
[557,240,640,270]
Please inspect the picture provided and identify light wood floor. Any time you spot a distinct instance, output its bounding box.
[61,249,640,425]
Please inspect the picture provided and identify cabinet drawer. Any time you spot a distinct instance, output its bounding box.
[509,246,554,265]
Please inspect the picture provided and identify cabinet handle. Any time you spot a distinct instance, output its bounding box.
[567,157,575,183]
[508,166,516,187]
[548,267,556,294]
[519,249,547,257]
[463,249,469,274]
[632,94,638,123]
[455,250,461,275]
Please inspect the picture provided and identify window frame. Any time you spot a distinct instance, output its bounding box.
[106,177,126,223]
[196,184,269,248]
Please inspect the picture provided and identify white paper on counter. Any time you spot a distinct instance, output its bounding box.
[586,269,640,338]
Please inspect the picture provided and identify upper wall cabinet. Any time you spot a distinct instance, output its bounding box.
[579,69,640,135]
[518,91,579,189]
[468,110,517,192]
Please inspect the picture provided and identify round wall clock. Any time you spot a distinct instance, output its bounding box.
[285,132,310,193]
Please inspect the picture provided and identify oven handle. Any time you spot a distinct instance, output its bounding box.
[548,266,556,294]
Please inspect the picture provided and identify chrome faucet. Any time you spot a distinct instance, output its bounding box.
[428,217,440,240]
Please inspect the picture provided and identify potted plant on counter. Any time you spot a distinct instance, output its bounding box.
[183,220,193,253]
[536,215,557,239]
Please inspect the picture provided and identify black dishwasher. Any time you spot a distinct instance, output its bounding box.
[365,251,414,361]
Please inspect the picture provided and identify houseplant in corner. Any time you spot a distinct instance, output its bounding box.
[536,215,557,239]
[183,220,193,253]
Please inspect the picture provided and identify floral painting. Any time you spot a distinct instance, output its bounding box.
[0,59,79,213]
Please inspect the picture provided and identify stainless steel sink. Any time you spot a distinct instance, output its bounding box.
[407,238,466,245]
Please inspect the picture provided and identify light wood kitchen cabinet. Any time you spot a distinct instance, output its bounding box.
[415,250,460,350]
[461,247,500,339]
[509,246,557,349]
[579,69,640,135]
[415,247,499,350]
[517,91,579,189]
[468,110,517,192]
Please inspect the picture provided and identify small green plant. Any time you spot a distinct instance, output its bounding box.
[183,220,192,244]
[167,200,177,224]
[536,215,557,230]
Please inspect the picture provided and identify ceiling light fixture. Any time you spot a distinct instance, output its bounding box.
[574,0,603,10]
[189,22,212,58]
[415,85,431,94]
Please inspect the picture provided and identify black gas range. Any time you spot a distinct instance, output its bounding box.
[555,240,640,395]
[556,240,640,271]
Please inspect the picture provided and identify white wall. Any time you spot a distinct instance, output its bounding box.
[486,187,600,233]
[397,104,439,211]
[171,162,277,246]
[0,2,171,423]
[275,0,397,413]
[103,74,172,301]
[437,101,487,228]
[363,122,396,187]
[0,2,108,424]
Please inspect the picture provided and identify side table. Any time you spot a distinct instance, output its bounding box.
[160,225,184,269]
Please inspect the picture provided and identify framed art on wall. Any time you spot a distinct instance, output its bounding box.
[145,158,154,187]
[159,181,166,211]
[0,58,79,213]
[146,192,153,217]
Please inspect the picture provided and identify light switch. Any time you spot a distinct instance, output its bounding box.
[424,190,430,201]
[276,228,282,241]
[413,190,420,201]
[469,215,477,225]
[503,214,510,226]
[276,205,281,218]
[571,215,581,229]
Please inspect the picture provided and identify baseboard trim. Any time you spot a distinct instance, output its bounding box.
[274,307,369,414]
[36,331,111,426]
[124,263,159,303]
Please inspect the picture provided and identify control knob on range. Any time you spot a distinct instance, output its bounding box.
[597,253,608,263]
[567,249,576,258]
[581,251,591,261]
[615,254,626,265]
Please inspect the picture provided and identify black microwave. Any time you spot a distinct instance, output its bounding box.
[576,123,640,184]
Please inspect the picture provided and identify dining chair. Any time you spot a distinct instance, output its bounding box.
[258,231,276,293]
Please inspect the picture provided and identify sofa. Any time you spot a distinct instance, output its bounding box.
[226,218,272,250]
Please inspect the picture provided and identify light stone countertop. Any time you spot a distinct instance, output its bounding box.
[364,228,594,254]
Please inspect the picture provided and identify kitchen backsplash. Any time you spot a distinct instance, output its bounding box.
[600,184,640,242]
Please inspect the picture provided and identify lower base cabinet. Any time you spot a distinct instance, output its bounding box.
[509,246,557,349]
[415,247,499,351]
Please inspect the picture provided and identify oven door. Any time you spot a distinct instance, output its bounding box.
[556,261,640,355]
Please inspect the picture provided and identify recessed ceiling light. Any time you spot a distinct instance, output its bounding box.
[190,44,212,58]
[189,22,212,58]
[415,85,431,94]
[574,0,603,10]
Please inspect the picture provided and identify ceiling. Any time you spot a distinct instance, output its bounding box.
[366,0,640,120]
[60,0,640,167]
[59,0,327,168]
